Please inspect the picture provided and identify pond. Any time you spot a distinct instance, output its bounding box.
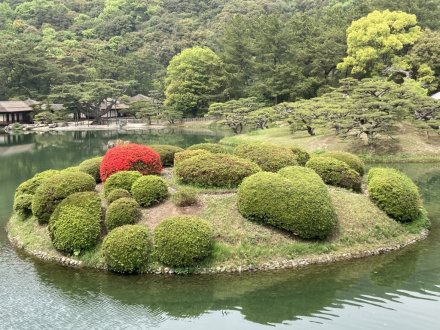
[0,130,439,329]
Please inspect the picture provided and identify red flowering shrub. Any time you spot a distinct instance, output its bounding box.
[100,144,162,182]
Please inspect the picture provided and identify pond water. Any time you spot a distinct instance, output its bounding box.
[0,130,439,329]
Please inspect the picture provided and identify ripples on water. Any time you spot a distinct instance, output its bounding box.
[0,131,439,329]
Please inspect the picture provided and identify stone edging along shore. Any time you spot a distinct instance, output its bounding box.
[7,226,429,275]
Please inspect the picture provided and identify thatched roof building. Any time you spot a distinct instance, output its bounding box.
[0,99,39,125]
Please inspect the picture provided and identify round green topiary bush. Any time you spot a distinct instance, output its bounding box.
[368,168,421,222]
[105,197,141,230]
[234,143,298,172]
[15,169,60,198]
[237,170,336,239]
[154,216,214,267]
[149,144,184,167]
[305,156,362,192]
[131,175,168,207]
[290,146,310,166]
[174,149,212,166]
[78,157,103,182]
[32,171,96,224]
[187,143,228,154]
[107,188,131,204]
[104,171,142,197]
[174,153,261,188]
[322,151,365,176]
[103,224,152,273]
[13,193,33,217]
[48,192,102,253]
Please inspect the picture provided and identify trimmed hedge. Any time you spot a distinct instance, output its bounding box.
[187,143,228,154]
[103,225,152,273]
[305,156,362,192]
[290,146,310,166]
[368,168,421,222]
[174,149,211,166]
[323,151,365,176]
[171,187,198,207]
[154,216,214,267]
[234,143,298,172]
[15,169,60,198]
[149,144,184,167]
[238,170,336,239]
[32,171,96,223]
[13,193,33,217]
[131,175,168,207]
[48,192,101,253]
[78,157,103,182]
[174,153,261,188]
[105,198,141,230]
[104,171,142,197]
[107,188,131,204]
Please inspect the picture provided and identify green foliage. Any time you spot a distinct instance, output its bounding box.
[306,157,362,192]
[15,169,60,198]
[368,168,421,222]
[237,171,336,239]
[149,144,184,167]
[171,187,199,207]
[322,151,365,176]
[105,198,141,230]
[33,111,56,124]
[103,225,152,274]
[48,192,101,253]
[104,171,142,197]
[32,171,96,224]
[187,143,228,154]
[131,175,168,207]
[290,146,310,166]
[175,153,261,188]
[154,216,214,267]
[174,149,212,166]
[233,143,298,172]
[107,188,131,204]
[13,193,33,217]
[78,157,103,183]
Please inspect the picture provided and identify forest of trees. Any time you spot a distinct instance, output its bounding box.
[0,0,439,133]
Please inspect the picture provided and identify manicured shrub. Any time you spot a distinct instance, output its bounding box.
[131,175,169,207]
[187,143,228,154]
[105,198,141,230]
[104,171,142,197]
[234,143,298,172]
[174,153,261,188]
[32,171,96,223]
[102,225,152,273]
[15,169,60,198]
[174,149,211,165]
[238,171,336,239]
[154,216,214,267]
[323,151,365,176]
[149,144,184,167]
[171,187,198,207]
[107,188,131,204]
[78,157,103,182]
[100,143,162,182]
[13,193,33,217]
[290,146,310,166]
[48,192,101,253]
[62,166,80,173]
[368,168,421,222]
[305,156,362,192]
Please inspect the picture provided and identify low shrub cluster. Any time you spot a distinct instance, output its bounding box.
[322,151,365,176]
[174,153,261,188]
[32,171,96,223]
[234,143,297,172]
[48,192,101,253]
[15,169,60,198]
[306,156,362,192]
[104,171,142,197]
[131,175,169,207]
[105,198,141,230]
[103,225,152,273]
[107,189,131,204]
[149,144,184,167]
[154,216,214,267]
[368,168,421,222]
[238,169,336,239]
[13,193,33,217]
[171,187,198,207]
[100,143,162,182]
[290,146,310,166]
[78,157,103,182]
[187,143,228,154]
[174,149,211,165]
